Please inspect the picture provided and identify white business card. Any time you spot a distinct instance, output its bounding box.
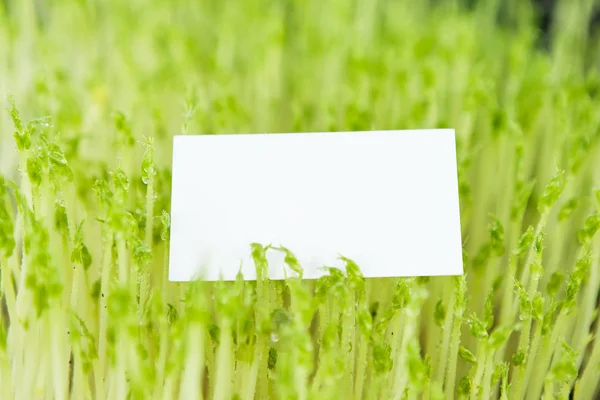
[169,130,463,281]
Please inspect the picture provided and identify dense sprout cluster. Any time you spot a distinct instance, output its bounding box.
[1,0,600,399]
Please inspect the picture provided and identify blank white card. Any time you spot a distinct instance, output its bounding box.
[169,130,463,281]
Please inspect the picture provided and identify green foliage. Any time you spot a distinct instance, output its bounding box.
[434,300,447,327]
[71,221,92,270]
[0,175,15,258]
[459,346,476,364]
[0,0,600,399]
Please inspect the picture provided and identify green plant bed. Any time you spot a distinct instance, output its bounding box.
[1,0,600,399]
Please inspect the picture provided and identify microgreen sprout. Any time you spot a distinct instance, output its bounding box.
[1,0,600,399]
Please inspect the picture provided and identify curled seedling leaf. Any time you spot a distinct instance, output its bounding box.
[114,111,135,147]
[272,245,303,278]
[577,213,600,245]
[558,197,580,221]
[537,169,567,215]
[434,300,446,328]
[159,211,170,242]
[487,325,515,353]
[514,226,535,258]
[468,315,488,341]
[458,346,476,364]
[141,137,156,185]
[71,221,93,270]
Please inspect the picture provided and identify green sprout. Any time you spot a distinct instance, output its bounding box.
[0,0,600,399]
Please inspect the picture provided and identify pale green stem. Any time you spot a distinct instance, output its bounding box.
[294,349,309,400]
[115,335,128,400]
[137,262,149,320]
[17,322,36,399]
[470,341,486,400]
[367,375,385,400]
[155,314,170,394]
[162,244,170,303]
[71,343,84,400]
[236,361,250,399]
[434,291,456,384]
[40,322,50,398]
[117,235,128,284]
[390,312,405,362]
[162,376,175,400]
[424,278,442,357]
[343,291,356,398]
[205,330,216,399]
[558,382,571,399]
[499,253,517,328]
[510,275,541,400]
[480,348,495,400]
[511,215,547,317]
[496,254,518,369]
[572,254,599,369]
[241,337,263,400]
[70,261,82,314]
[354,333,369,400]
[144,178,154,250]
[529,313,568,399]
[317,301,330,355]
[499,368,509,400]
[178,323,205,400]
[444,312,464,400]
[0,354,11,400]
[213,318,233,400]
[95,234,113,400]
[139,177,154,318]
[574,308,600,400]
[544,379,556,400]
[106,372,115,400]
[392,310,416,400]
[50,307,68,400]
[521,321,542,397]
